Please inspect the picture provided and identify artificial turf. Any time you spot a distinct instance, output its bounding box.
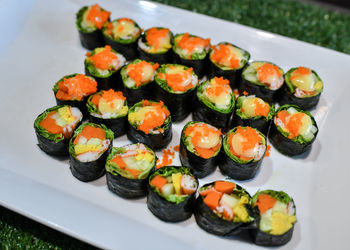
[2,0,349,249]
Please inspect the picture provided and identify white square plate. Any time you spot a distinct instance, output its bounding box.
[0,0,349,249]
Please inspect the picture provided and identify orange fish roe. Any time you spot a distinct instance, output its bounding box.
[228,127,261,160]
[156,145,179,169]
[127,61,159,87]
[254,99,269,117]
[173,145,180,152]
[242,90,249,96]
[290,66,311,82]
[138,101,170,134]
[285,112,305,139]
[86,4,111,29]
[101,89,125,106]
[111,155,141,178]
[73,125,105,144]
[40,111,64,135]
[88,45,118,70]
[264,145,271,157]
[56,74,97,101]
[146,27,170,50]
[177,33,210,57]
[276,110,290,124]
[257,63,281,84]
[165,67,194,92]
[205,84,230,97]
[184,123,222,159]
[211,44,240,69]
[233,89,239,99]
[213,76,229,85]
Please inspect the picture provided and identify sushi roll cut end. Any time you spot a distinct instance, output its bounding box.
[122,59,159,89]
[173,33,210,60]
[138,27,172,54]
[76,4,111,32]
[103,18,141,44]
[210,43,250,71]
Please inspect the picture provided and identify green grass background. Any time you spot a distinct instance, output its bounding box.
[2,0,349,249]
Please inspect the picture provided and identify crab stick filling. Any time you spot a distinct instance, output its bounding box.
[124,61,159,88]
[202,77,232,109]
[110,144,155,179]
[139,27,172,53]
[210,44,244,69]
[73,125,110,162]
[81,4,110,30]
[254,193,296,235]
[89,89,128,118]
[289,66,323,97]
[239,95,270,118]
[128,100,170,134]
[55,74,97,101]
[199,181,250,222]
[184,122,222,159]
[274,107,317,140]
[157,65,198,93]
[174,33,210,59]
[104,18,141,40]
[86,45,126,75]
[150,172,197,198]
[228,126,266,161]
[40,106,82,138]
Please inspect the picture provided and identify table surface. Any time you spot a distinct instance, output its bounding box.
[0,0,349,249]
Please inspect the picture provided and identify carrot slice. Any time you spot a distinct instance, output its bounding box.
[90,94,101,107]
[214,181,235,194]
[255,194,277,214]
[203,190,223,210]
[40,111,64,135]
[73,125,105,144]
[150,175,168,191]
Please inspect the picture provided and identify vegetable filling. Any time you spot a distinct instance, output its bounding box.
[103,18,141,42]
[139,27,172,53]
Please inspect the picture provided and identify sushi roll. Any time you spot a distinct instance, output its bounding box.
[179,121,222,178]
[154,64,199,122]
[279,66,323,110]
[269,104,318,156]
[34,105,83,156]
[232,95,274,135]
[240,61,284,103]
[127,100,172,150]
[147,166,198,222]
[120,59,159,105]
[172,33,211,78]
[85,45,126,91]
[86,89,128,138]
[102,18,142,60]
[219,126,266,180]
[209,42,250,88]
[193,76,235,130]
[105,143,156,198]
[53,73,97,117]
[195,180,257,236]
[250,190,297,246]
[76,4,111,50]
[69,123,114,182]
[138,27,173,64]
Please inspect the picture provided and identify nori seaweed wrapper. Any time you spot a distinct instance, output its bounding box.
[75,6,108,50]
[127,100,172,150]
[105,144,156,198]
[179,121,222,178]
[250,190,296,246]
[219,126,266,180]
[85,63,123,91]
[121,59,158,106]
[102,18,141,61]
[34,106,82,156]
[147,166,198,222]
[239,79,283,103]
[208,42,250,89]
[137,27,173,64]
[194,181,259,236]
[278,84,321,110]
[269,104,318,156]
[193,77,235,131]
[69,123,114,182]
[53,73,98,119]
[154,64,198,122]
[231,96,274,135]
[278,67,323,110]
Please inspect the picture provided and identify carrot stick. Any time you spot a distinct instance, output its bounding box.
[214,181,235,194]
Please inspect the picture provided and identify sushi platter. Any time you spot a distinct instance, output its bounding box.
[0,0,350,249]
